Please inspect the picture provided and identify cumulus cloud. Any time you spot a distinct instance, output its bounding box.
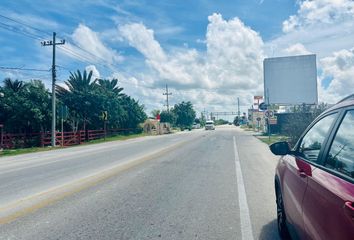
[118,14,264,112]
[267,0,354,58]
[283,0,354,33]
[283,43,312,56]
[66,24,124,65]
[85,65,100,80]
[119,23,166,62]
[206,14,264,90]
[319,48,354,103]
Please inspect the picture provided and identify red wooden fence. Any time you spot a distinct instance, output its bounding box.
[1,128,138,149]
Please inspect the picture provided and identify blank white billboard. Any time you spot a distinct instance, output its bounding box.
[263,54,318,105]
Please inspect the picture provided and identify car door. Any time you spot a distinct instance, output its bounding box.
[302,109,354,240]
[281,113,338,239]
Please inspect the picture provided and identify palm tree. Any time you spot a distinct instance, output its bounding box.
[56,70,98,133]
[97,78,124,97]
[57,70,96,95]
[3,78,24,92]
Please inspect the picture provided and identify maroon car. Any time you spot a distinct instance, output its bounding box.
[270,95,354,240]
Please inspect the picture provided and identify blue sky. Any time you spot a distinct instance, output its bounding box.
[1,0,354,116]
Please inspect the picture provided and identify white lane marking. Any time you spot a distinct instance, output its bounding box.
[233,136,254,240]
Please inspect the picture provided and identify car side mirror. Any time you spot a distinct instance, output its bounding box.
[269,141,291,155]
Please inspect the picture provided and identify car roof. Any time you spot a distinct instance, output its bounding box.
[323,94,354,114]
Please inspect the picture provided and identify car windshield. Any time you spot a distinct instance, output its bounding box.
[0,1,353,239]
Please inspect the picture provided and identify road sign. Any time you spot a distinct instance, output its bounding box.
[265,110,270,118]
[269,116,277,125]
[259,102,268,111]
[256,117,261,122]
[264,110,274,118]
[102,111,108,121]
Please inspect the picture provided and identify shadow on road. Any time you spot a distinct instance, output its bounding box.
[258,219,281,240]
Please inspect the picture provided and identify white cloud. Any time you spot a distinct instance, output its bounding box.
[206,13,264,90]
[65,24,124,65]
[267,0,354,58]
[85,65,100,80]
[283,0,354,33]
[117,14,264,113]
[119,23,166,62]
[283,43,312,56]
[319,48,354,103]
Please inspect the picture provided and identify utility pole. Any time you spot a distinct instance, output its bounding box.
[237,97,240,117]
[163,84,172,112]
[41,32,65,147]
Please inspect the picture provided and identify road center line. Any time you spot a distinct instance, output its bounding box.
[233,136,254,240]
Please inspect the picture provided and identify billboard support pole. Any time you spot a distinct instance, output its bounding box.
[267,88,271,142]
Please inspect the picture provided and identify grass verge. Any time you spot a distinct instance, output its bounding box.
[256,135,288,145]
[0,132,148,157]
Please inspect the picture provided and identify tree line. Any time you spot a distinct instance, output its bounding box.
[0,70,147,134]
[151,101,197,130]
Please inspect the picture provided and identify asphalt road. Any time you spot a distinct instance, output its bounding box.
[0,126,280,240]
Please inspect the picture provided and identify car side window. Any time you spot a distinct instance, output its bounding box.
[298,114,337,162]
[325,110,354,179]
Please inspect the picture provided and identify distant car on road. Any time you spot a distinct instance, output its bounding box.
[205,120,215,130]
[270,95,354,239]
[192,123,201,129]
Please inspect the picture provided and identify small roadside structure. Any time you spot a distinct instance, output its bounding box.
[143,119,171,135]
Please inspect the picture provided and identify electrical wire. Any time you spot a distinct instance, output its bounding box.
[0,13,120,71]
[0,22,43,40]
[0,13,51,37]
[0,66,50,72]
[0,14,224,97]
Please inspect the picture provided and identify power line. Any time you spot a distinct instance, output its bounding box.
[58,46,98,67]
[0,19,105,71]
[0,14,120,71]
[0,22,44,40]
[60,40,120,70]
[0,13,51,37]
[0,66,50,72]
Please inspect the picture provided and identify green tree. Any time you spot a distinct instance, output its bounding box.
[150,109,161,119]
[200,113,206,127]
[4,78,24,92]
[97,78,124,96]
[96,78,125,129]
[57,70,100,131]
[233,116,240,126]
[282,103,328,145]
[0,79,51,133]
[119,95,147,130]
[160,110,176,125]
[172,101,196,129]
[215,119,228,125]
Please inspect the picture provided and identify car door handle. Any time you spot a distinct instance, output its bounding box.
[298,171,307,178]
[344,202,354,220]
[344,202,354,211]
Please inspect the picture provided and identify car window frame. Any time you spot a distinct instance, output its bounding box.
[319,106,354,184]
[293,110,341,168]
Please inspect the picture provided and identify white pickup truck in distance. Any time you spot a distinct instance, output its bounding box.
[205,120,215,130]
